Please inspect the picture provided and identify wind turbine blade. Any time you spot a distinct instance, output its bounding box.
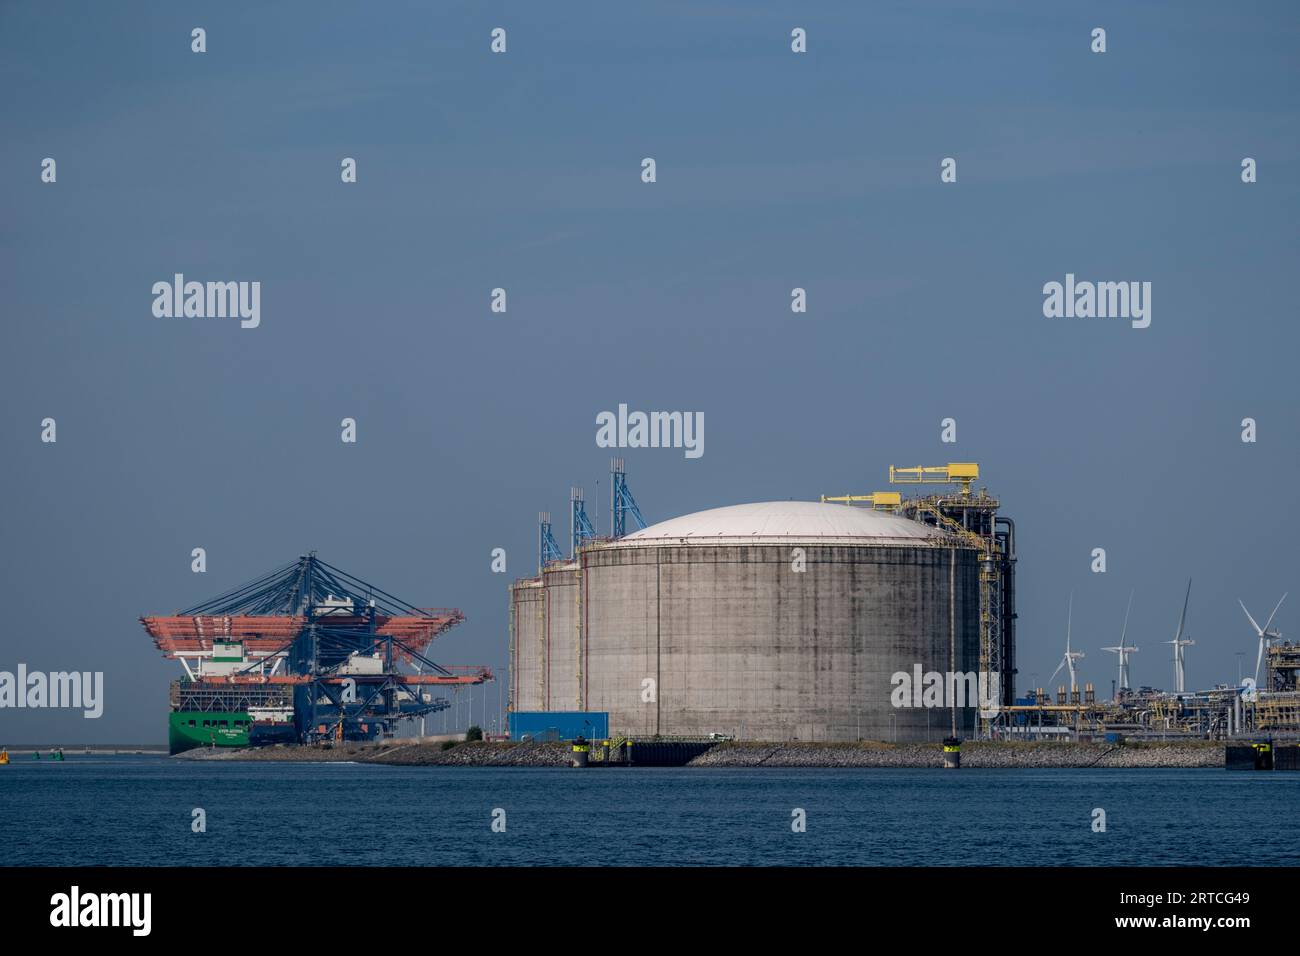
[1240,600,1264,637]
[1262,592,1288,635]
[1049,658,1066,685]
[1120,589,1134,645]
[1174,578,1191,642]
[1255,638,1266,686]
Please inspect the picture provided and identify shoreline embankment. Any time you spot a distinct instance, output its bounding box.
[174,739,1225,768]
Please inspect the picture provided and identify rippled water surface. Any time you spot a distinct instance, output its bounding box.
[1,757,1295,866]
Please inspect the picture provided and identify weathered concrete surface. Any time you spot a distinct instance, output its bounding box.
[542,564,581,711]
[582,543,981,743]
[509,579,544,712]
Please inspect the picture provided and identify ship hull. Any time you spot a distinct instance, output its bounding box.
[168,711,251,754]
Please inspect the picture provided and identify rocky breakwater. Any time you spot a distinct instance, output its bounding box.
[687,740,1223,768]
[368,741,571,767]
[176,740,573,766]
[178,739,1224,768]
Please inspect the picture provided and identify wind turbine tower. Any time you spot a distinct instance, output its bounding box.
[1102,589,1139,695]
[1049,592,1086,695]
[1164,579,1194,695]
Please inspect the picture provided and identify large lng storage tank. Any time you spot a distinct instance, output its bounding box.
[509,500,985,743]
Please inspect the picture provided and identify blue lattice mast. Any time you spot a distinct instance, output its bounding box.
[610,457,647,538]
[570,487,597,558]
[538,512,564,570]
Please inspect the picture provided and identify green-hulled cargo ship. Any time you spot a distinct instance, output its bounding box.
[143,556,474,754]
[168,710,251,753]
[168,672,296,754]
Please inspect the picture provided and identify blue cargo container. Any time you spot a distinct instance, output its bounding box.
[508,711,609,741]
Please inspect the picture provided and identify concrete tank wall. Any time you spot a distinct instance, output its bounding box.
[541,564,581,711]
[580,543,980,743]
[509,579,544,712]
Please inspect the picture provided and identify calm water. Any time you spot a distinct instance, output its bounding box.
[0,756,1295,866]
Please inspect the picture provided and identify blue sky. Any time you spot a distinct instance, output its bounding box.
[2,1,1298,741]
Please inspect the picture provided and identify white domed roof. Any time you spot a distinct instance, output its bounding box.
[613,501,950,547]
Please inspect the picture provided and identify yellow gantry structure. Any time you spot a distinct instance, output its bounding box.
[819,491,901,510]
[821,464,981,506]
[889,462,980,495]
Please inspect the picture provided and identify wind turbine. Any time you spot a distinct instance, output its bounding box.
[1239,592,1287,690]
[1164,578,1194,695]
[1102,589,1139,693]
[1049,592,1085,694]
